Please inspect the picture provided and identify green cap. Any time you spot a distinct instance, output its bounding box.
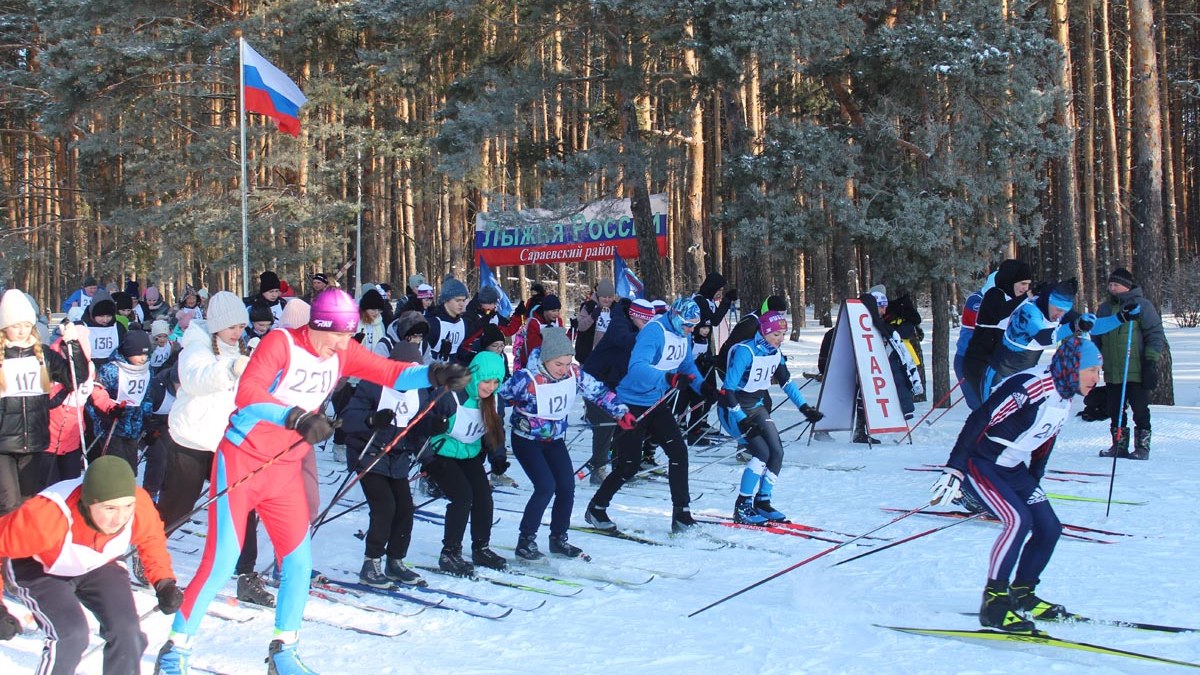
[81,456,136,506]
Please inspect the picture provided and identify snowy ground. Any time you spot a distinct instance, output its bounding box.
[4,315,1200,674]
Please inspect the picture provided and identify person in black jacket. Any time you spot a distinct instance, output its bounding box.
[962,259,1032,405]
[0,289,89,513]
[693,272,736,329]
[574,279,617,365]
[341,339,431,588]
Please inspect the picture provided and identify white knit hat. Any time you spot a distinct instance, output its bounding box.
[150,320,170,337]
[205,291,249,333]
[280,299,311,329]
[0,289,37,330]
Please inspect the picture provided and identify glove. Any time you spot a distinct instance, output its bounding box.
[438,339,453,360]
[285,407,336,444]
[1117,301,1142,322]
[700,378,719,403]
[929,469,964,507]
[513,300,527,318]
[109,401,129,417]
[426,414,450,435]
[428,361,471,390]
[232,355,251,377]
[245,337,261,353]
[668,372,695,389]
[617,412,637,430]
[799,404,824,424]
[352,332,366,344]
[1142,359,1158,391]
[490,457,510,476]
[0,603,19,640]
[724,288,738,302]
[155,579,184,615]
[1072,312,1096,333]
[369,408,396,429]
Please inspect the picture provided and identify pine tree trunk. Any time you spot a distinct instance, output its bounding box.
[1080,0,1100,308]
[1051,0,1083,285]
[1098,0,1124,268]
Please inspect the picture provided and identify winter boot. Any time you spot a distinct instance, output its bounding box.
[548,534,587,559]
[1129,428,1151,460]
[438,545,474,576]
[979,580,1036,632]
[1010,580,1070,620]
[671,506,698,534]
[358,557,393,589]
[811,430,835,442]
[851,415,878,445]
[472,543,508,571]
[384,558,426,586]
[267,639,319,675]
[490,472,518,488]
[733,496,768,525]
[237,572,276,608]
[753,499,788,523]
[153,640,191,675]
[515,533,546,561]
[1098,426,1130,458]
[584,501,616,531]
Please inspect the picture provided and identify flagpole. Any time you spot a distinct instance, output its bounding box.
[238,37,251,298]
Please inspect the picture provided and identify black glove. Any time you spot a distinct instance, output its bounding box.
[437,339,453,360]
[428,362,471,390]
[155,579,184,615]
[352,332,366,344]
[426,414,450,435]
[799,404,825,424]
[0,603,19,640]
[724,288,738,302]
[735,416,759,441]
[701,378,719,403]
[285,407,336,444]
[513,300,527,318]
[1117,301,1141,322]
[491,457,510,476]
[1072,313,1096,333]
[369,408,396,429]
[1142,359,1158,391]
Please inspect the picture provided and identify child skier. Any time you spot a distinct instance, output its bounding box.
[930,336,1102,633]
[718,311,824,524]
[92,329,154,470]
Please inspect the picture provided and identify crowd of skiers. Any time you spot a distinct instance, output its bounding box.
[0,257,1170,671]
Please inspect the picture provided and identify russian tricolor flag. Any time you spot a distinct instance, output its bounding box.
[241,40,307,137]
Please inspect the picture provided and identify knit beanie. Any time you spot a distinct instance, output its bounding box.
[259,271,281,294]
[280,299,311,329]
[540,295,562,312]
[81,456,136,507]
[1108,268,1135,289]
[1050,336,1101,398]
[759,311,789,336]
[538,326,575,362]
[206,292,249,333]
[596,279,616,297]
[248,302,274,324]
[112,292,133,311]
[407,273,426,291]
[144,286,161,304]
[175,308,196,331]
[698,272,726,299]
[870,291,888,309]
[652,300,668,315]
[439,276,469,303]
[311,272,329,285]
[0,288,37,329]
[761,295,788,313]
[629,299,655,322]
[1047,278,1078,311]
[119,329,152,358]
[416,284,435,300]
[90,299,116,319]
[479,324,505,349]
[150,320,170,337]
[477,286,501,305]
[868,284,887,297]
[82,276,98,289]
[359,289,389,312]
[197,288,209,301]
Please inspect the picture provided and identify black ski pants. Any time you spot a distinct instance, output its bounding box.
[423,452,493,550]
[593,403,690,509]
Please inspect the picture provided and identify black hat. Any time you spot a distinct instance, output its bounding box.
[479,324,506,348]
[311,273,329,285]
[477,286,501,305]
[698,272,727,299]
[90,299,116,318]
[82,276,98,288]
[540,295,561,312]
[259,271,281,294]
[248,302,274,324]
[119,330,152,358]
[359,289,389,312]
[112,292,134,311]
[1108,268,1135,289]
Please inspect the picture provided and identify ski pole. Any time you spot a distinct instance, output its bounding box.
[924,395,964,427]
[575,385,681,480]
[832,511,987,567]
[63,338,91,471]
[895,379,962,444]
[687,502,931,617]
[1106,326,1136,518]
[98,416,120,457]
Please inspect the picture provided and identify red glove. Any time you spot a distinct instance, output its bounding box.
[109,401,129,416]
[617,413,637,430]
[668,373,695,389]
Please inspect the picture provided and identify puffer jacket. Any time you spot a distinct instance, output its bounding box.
[1095,286,1166,384]
[167,320,243,452]
[0,340,88,455]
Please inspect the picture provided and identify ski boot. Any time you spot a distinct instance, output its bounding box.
[852,414,879,445]
[472,542,508,571]
[438,545,475,576]
[384,558,426,586]
[358,557,393,589]
[1129,428,1151,460]
[237,572,276,608]
[811,430,835,442]
[515,533,546,561]
[267,639,319,675]
[1010,580,1070,620]
[671,507,698,534]
[584,501,616,531]
[490,472,518,488]
[979,580,1036,632]
[733,496,768,525]
[753,499,787,523]
[639,452,659,472]
[549,534,587,559]
[1098,426,1130,458]
[153,639,191,675]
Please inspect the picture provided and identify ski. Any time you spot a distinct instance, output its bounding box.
[913,465,1091,484]
[570,525,668,546]
[878,625,1200,669]
[692,517,846,544]
[303,579,431,617]
[1046,492,1146,506]
[957,612,1198,634]
[882,508,1128,541]
[320,578,513,620]
[412,564,583,597]
[214,592,408,637]
[1048,468,1111,477]
[326,575,537,611]
[507,556,654,587]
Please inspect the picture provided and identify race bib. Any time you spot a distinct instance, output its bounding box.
[1,356,42,398]
[595,310,611,334]
[116,363,150,405]
[653,327,688,372]
[742,349,779,393]
[149,344,173,369]
[533,376,577,420]
[89,326,118,360]
[274,330,341,411]
[447,403,486,444]
[377,387,420,428]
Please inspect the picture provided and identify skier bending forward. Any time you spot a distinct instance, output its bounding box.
[930,336,1102,633]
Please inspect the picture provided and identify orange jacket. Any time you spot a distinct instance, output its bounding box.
[0,484,174,586]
